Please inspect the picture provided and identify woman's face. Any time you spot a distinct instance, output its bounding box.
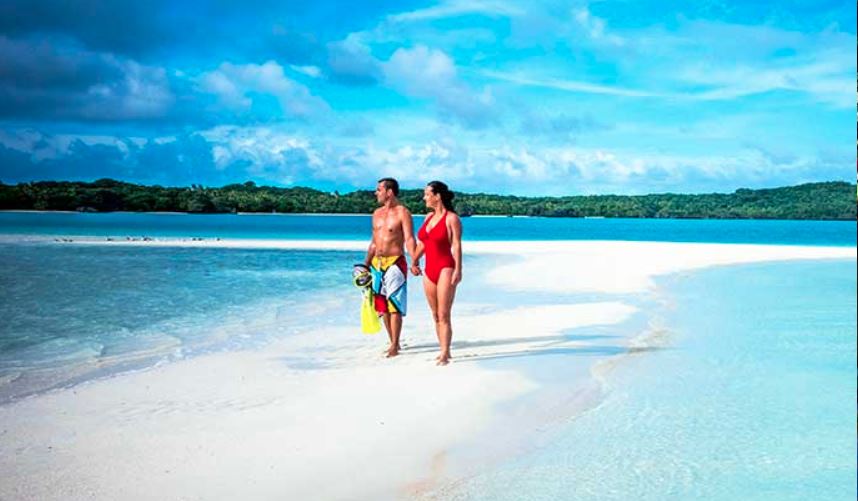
[423,186,439,208]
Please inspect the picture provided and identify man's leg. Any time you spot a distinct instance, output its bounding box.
[386,313,402,357]
[382,313,392,352]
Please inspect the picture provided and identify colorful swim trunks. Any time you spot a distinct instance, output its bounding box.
[370,255,407,316]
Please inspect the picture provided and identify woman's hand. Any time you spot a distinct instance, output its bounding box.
[410,264,422,276]
[451,269,462,286]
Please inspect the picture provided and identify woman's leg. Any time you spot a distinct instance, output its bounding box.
[422,276,440,352]
[435,268,457,365]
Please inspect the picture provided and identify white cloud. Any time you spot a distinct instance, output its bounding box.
[198,61,329,117]
[387,0,523,23]
[573,7,625,46]
[342,139,476,187]
[81,61,175,120]
[326,33,382,84]
[199,125,323,183]
[483,70,665,98]
[0,129,140,162]
[384,45,457,96]
[2,123,847,194]
[677,47,854,108]
[383,45,497,128]
[629,19,856,108]
[290,65,322,78]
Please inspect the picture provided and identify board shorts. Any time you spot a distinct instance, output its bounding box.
[370,255,407,316]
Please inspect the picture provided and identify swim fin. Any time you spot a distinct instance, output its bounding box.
[360,289,381,334]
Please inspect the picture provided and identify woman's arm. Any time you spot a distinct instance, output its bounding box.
[410,215,426,275]
[449,214,463,285]
[410,241,425,276]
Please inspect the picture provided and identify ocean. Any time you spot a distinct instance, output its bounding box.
[0,211,854,245]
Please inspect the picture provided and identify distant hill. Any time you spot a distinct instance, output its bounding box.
[0,179,855,220]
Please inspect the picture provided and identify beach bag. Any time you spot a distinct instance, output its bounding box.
[354,264,380,334]
[360,288,381,334]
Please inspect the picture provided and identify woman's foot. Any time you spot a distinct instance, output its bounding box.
[385,346,400,358]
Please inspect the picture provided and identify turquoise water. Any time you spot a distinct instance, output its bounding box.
[0,242,367,402]
[442,259,857,500]
[1,212,855,246]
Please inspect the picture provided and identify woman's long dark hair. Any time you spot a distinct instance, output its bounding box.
[427,181,455,213]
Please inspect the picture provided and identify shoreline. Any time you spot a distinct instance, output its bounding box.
[1,209,856,222]
[2,233,857,250]
[0,239,855,500]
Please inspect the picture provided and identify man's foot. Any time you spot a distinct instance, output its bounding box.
[435,353,452,361]
[386,346,400,358]
[436,356,450,366]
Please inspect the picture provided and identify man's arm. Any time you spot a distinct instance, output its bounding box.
[365,240,376,267]
[401,208,418,266]
[365,211,377,266]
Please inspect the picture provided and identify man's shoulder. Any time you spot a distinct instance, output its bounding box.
[397,205,413,216]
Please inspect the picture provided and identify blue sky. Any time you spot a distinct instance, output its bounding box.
[0,0,854,195]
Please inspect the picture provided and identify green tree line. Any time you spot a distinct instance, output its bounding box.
[0,179,854,220]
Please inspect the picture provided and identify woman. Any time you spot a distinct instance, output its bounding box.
[411,181,462,366]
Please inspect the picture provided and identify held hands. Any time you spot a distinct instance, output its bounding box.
[410,263,422,276]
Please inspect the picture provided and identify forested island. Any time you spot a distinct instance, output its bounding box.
[0,179,855,220]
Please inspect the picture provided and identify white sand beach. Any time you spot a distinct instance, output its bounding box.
[0,239,854,500]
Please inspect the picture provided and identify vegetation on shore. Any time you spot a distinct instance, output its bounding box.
[0,179,855,220]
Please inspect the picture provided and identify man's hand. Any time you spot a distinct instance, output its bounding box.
[410,264,422,276]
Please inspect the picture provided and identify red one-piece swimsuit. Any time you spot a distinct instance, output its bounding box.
[417,210,456,284]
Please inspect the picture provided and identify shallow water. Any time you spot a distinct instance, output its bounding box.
[0,242,365,402]
[437,259,857,500]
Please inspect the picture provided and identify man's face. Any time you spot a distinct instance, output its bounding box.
[375,183,390,204]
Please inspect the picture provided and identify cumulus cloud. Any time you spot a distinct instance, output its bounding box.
[0,0,170,57]
[385,46,457,95]
[199,125,324,184]
[0,129,217,184]
[0,37,174,121]
[383,45,497,128]
[198,61,329,118]
[326,34,383,85]
[0,126,851,194]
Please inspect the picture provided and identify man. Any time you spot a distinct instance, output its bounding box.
[365,178,417,357]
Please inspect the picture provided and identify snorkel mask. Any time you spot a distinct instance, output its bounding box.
[352,263,372,289]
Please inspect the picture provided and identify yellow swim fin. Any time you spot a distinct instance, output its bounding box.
[361,290,381,334]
